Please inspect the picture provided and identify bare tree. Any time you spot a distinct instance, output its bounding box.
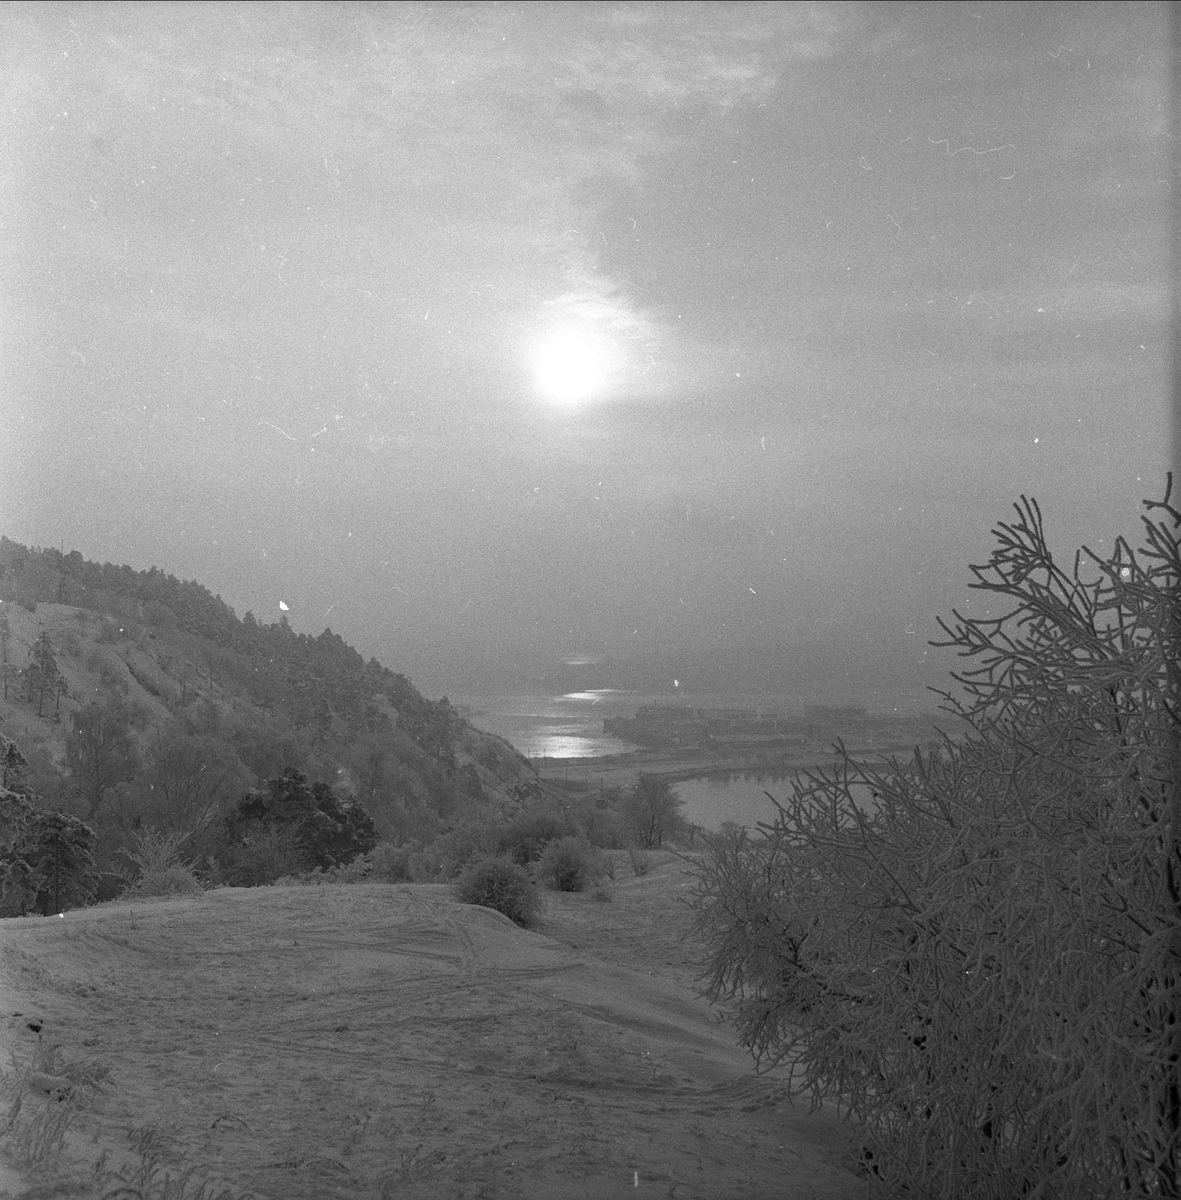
[143,727,252,842]
[65,700,140,816]
[623,773,684,849]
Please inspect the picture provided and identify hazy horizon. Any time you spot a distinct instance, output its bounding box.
[2,3,1170,702]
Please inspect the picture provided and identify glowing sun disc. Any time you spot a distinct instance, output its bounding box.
[533,327,614,404]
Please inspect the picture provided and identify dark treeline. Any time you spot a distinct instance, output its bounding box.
[0,536,443,744]
[0,537,550,888]
[0,537,690,918]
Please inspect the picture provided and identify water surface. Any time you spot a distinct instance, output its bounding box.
[673,772,800,831]
[455,689,644,759]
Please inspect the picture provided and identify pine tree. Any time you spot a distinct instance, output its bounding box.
[0,735,31,794]
[19,810,98,915]
[23,631,62,717]
[0,785,98,916]
[0,662,16,703]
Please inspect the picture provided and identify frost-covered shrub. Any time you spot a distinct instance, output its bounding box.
[273,856,375,887]
[534,836,602,893]
[121,828,204,897]
[218,770,379,875]
[133,864,203,897]
[323,856,373,883]
[364,841,416,883]
[497,808,575,865]
[577,803,626,849]
[434,819,499,877]
[454,856,541,928]
[217,821,308,887]
[692,480,1181,1200]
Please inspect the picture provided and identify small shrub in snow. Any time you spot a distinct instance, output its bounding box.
[454,856,541,928]
[365,842,415,883]
[497,809,575,865]
[535,836,602,893]
[121,828,203,897]
[133,865,203,897]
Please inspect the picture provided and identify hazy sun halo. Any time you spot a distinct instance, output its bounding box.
[532,326,615,405]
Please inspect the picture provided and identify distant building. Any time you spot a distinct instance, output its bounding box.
[695,707,758,722]
[803,705,867,725]
[605,702,814,752]
[712,731,808,749]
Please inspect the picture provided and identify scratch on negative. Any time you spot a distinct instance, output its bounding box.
[259,421,297,441]
[928,137,1015,157]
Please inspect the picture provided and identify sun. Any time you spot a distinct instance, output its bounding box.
[531,325,616,406]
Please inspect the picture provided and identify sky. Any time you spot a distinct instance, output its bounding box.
[1,2,1172,703]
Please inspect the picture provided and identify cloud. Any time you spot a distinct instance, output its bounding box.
[563,4,845,110]
[5,4,854,421]
[523,5,851,393]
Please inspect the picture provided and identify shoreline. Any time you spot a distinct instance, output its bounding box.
[535,734,940,792]
[532,742,917,792]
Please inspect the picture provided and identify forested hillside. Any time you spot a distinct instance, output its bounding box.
[0,537,543,891]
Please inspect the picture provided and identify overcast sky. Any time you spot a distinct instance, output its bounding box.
[1,2,1171,700]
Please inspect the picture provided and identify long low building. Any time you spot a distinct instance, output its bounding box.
[604,704,948,753]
